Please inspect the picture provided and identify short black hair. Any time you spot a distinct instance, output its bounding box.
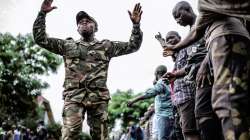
[166,31,181,40]
[155,65,167,77]
[172,1,193,17]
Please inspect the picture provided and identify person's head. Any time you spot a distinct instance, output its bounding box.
[37,120,44,126]
[146,104,155,117]
[130,124,137,138]
[172,1,196,27]
[11,124,16,131]
[21,126,26,133]
[128,121,135,127]
[165,31,181,45]
[166,31,181,61]
[148,104,154,112]
[139,116,146,125]
[2,122,9,131]
[136,126,144,140]
[76,11,98,38]
[154,65,167,81]
[17,124,22,131]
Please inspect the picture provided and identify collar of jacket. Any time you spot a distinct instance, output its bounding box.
[76,38,99,46]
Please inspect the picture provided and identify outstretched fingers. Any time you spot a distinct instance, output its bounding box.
[41,0,57,13]
[128,3,142,24]
[139,10,143,17]
[137,3,142,12]
[134,3,139,12]
[134,3,142,15]
[44,0,53,6]
[128,10,132,17]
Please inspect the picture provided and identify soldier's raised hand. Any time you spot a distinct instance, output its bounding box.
[41,0,57,13]
[128,3,143,24]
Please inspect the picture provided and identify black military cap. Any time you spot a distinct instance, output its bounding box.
[76,11,98,32]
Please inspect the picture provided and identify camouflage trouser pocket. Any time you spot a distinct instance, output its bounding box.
[87,102,109,140]
[63,78,80,90]
[209,35,250,140]
[62,101,84,140]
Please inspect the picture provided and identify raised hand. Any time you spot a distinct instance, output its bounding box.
[162,72,176,82]
[163,45,174,57]
[155,32,166,47]
[155,32,163,40]
[163,50,174,57]
[128,3,143,24]
[41,0,57,13]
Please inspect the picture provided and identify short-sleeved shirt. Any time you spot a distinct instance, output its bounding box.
[173,43,199,105]
[205,17,250,46]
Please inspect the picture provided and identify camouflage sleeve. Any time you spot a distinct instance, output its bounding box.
[108,24,143,57]
[33,11,66,55]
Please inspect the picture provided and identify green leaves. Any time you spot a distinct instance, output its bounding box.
[0,33,62,123]
[108,89,153,129]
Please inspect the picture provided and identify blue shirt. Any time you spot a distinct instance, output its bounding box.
[144,79,173,118]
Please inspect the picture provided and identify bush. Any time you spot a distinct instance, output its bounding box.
[46,122,62,140]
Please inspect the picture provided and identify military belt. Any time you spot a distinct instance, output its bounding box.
[82,100,107,108]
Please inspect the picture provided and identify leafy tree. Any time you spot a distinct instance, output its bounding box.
[80,132,92,140]
[108,89,153,129]
[47,122,62,140]
[0,33,62,123]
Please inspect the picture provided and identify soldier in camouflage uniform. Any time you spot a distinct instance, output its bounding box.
[32,0,143,139]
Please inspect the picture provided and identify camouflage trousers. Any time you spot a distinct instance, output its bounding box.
[208,35,250,140]
[62,91,109,140]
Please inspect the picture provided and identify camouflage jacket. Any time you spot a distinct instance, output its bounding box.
[33,11,143,101]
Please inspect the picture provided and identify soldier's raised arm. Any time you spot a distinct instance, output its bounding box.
[107,3,143,57]
[33,0,66,55]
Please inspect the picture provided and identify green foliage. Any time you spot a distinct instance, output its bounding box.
[22,113,40,131]
[0,33,62,123]
[80,132,92,140]
[46,122,62,140]
[108,89,153,129]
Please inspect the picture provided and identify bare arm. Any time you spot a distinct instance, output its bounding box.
[173,68,187,78]
[127,80,167,107]
[162,67,187,83]
[163,27,205,57]
[174,28,203,51]
[127,95,146,107]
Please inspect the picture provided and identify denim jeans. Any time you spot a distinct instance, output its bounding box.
[156,115,174,140]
